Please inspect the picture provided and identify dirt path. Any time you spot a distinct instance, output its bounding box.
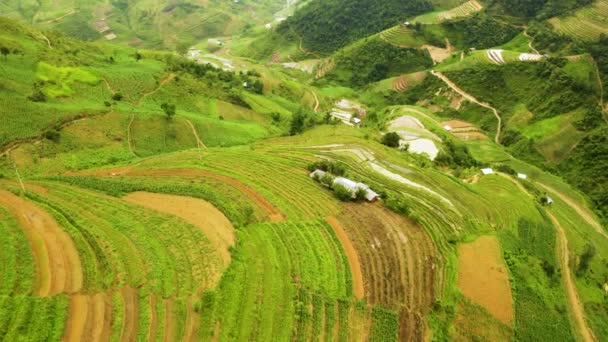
[39,10,79,25]
[538,183,607,240]
[326,216,364,299]
[523,29,540,55]
[120,287,138,342]
[311,90,320,113]
[590,58,608,124]
[103,78,116,95]
[137,74,176,106]
[549,213,596,342]
[0,190,82,296]
[39,33,53,49]
[185,119,208,150]
[127,113,136,156]
[431,71,502,143]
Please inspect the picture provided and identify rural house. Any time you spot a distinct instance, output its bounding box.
[310,170,379,201]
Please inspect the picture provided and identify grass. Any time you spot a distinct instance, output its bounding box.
[0,207,35,295]
[412,0,482,24]
[1,10,608,342]
[549,0,608,42]
[36,61,100,98]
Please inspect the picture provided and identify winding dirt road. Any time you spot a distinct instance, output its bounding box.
[431,71,502,143]
[549,213,596,342]
[311,90,320,113]
[186,119,207,151]
[538,183,607,240]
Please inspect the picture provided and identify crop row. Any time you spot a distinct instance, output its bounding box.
[0,294,68,341]
[200,150,340,219]
[197,220,353,340]
[26,181,223,297]
[47,174,254,226]
[0,207,35,295]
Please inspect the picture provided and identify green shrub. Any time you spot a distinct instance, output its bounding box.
[333,184,353,202]
[307,161,346,176]
[381,132,400,148]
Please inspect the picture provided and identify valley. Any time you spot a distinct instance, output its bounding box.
[1,0,608,341]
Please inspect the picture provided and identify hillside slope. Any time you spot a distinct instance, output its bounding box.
[1,3,608,341]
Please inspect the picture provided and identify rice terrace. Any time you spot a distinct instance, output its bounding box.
[0,0,608,341]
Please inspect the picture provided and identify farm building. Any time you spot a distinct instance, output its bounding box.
[481,168,494,175]
[309,169,327,180]
[310,170,379,201]
[517,173,527,180]
[333,177,379,202]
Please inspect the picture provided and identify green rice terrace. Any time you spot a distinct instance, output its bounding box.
[1,0,608,340]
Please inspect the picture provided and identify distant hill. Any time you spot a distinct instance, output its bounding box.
[277,0,433,54]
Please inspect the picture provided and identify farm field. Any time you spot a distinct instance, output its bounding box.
[549,0,608,41]
[1,1,608,341]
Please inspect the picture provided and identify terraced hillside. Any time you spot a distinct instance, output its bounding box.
[412,0,483,24]
[1,1,608,341]
[0,0,291,49]
[549,0,608,41]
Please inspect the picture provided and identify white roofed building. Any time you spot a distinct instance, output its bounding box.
[333,177,379,201]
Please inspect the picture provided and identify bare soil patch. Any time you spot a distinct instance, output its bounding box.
[457,236,513,324]
[452,131,488,140]
[164,299,177,342]
[325,216,364,299]
[0,190,82,296]
[129,169,284,221]
[440,120,477,129]
[123,192,235,268]
[184,299,201,342]
[64,295,88,342]
[148,295,158,341]
[424,45,452,63]
[120,287,139,342]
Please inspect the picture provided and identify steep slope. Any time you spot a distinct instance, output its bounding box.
[277,0,433,54]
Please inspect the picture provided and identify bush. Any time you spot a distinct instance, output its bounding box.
[112,93,123,101]
[354,188,367,202]
[495,164,516,175]
[307,161,346,176]
[381,132,401,148]
[43,130,60,143]
[28,90,46,102]
[385,195,410,215]
[320,173,336,187]
[161,103,176,120]
[576,243,596,276]
[333,184,353,201]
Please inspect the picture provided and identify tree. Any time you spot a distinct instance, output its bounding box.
[176,42,190,56]
[112,93,123,101]
[134,52,142,62]
[381,132,401,148]
[289,109,307,135]
[161,103,176,120]
[0,46,9,60]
